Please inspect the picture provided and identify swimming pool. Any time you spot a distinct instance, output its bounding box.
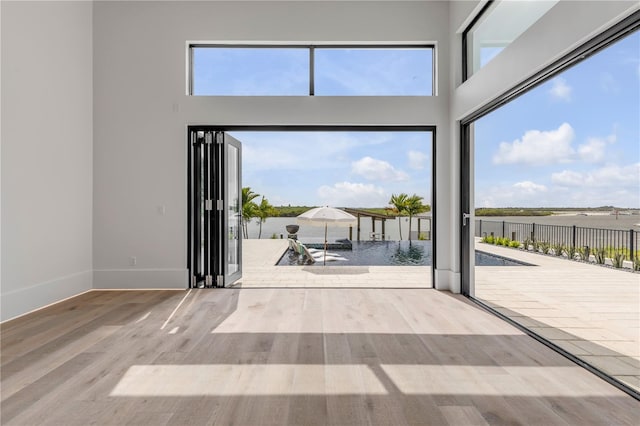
[277,241,530,266]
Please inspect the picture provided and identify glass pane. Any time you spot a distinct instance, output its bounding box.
[466,1,558,76]
[315,48,433,95]
[472,31,640,392]
[192,48,308,95]
[226,143,241,276]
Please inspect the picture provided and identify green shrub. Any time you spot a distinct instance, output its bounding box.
[552,243,563,257]
[500,237,510,247]
[482,235,495,244]
[509,240,521,248]
[565,246,577,260]
[634,257,640,271]
[270,233,278,239]
[612,251,625,268]
[532,239,540,252]
[594,248,606,264]
[418,233,427,240]
[523,238,532,250]
[540,241,551,255]
[578,246,591,262]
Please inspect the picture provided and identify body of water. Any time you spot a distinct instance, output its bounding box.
[277,241,526,267]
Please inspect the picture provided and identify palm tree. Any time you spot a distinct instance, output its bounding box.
[241,187,260,239]
[255,196,278,238]
[389,193,408,240]
[404,194,427,240]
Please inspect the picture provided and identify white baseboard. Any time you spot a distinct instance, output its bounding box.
[433,269,461,293]
[1,270,93,322]
[93,269,188,289]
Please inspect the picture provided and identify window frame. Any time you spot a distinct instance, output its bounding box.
[461,0,494,82]
[188,44,436,96]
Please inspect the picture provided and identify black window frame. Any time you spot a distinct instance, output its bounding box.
[188,44,436,96]
[461,0,494,82]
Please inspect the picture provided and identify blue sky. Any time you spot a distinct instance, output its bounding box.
[228,131,432,208]
[193,47,432,96]
[475,31,639,208]
[195,32,638,208]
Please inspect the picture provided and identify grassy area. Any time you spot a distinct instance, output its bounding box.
[273,206,318,217]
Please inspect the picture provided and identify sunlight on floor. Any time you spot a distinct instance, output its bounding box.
[110,364,623,397]
[110,365,387,396]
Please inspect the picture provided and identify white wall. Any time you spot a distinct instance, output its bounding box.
[92,0,456,289]
[1,1,93,321]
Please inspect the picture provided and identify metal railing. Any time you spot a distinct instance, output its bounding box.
[475,220,638,260]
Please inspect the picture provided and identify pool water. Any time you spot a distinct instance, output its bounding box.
[277,241,529,266]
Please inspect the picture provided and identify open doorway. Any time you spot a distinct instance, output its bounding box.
[188,126,435,289]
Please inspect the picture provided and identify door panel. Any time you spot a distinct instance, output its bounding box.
[223,134,242,285]
[460,122,475,297]
[188,129,243,288]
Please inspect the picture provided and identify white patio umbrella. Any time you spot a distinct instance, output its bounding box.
[297,206,357,265]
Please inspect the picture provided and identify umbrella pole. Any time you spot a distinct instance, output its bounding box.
[324,223,327,266]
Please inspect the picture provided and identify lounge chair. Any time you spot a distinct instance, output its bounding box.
[296,241,347,264]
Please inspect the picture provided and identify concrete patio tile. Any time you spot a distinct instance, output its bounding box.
[475,240,639,392]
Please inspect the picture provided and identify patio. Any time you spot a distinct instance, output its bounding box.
[474,240,639,393]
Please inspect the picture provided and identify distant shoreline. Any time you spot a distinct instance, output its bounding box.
[270,206,640,218]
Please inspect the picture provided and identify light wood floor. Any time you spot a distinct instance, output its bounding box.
[1,289,638,425]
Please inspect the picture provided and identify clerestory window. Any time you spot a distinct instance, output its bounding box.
[190,45,434,96]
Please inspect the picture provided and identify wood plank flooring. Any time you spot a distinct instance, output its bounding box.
[1,289,638,425]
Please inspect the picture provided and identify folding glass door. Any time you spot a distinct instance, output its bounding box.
[188,129,242,288]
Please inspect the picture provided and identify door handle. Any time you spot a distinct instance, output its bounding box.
[462,212,471,226]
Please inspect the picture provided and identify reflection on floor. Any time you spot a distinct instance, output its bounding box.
[474,239,640,393]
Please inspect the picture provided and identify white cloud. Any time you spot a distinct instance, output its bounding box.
[317,181,387,208]
[577,139,606,163]
[478,163,640,208]
[492,123,575,166]
[241,132,393,172]
[549,77,572,101]
[548,163,640,207]
[512,181,547,194]
[552,163,640,188]
[577,133,616,163]
[351,156,409,181]
[408,150,429,170]
[476,181,549,208]
[551,170,583,187]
